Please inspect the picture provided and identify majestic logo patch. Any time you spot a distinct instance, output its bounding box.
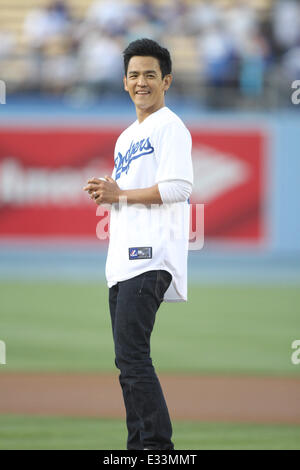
[115,137,154,180]
[129,247,152,260]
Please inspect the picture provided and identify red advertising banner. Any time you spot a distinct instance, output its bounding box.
[0,126,266,242]
[190,128,266,241]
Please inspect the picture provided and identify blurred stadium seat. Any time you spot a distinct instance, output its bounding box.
[3,0,298,108]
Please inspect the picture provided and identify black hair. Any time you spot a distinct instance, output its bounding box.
[123,38,172,78]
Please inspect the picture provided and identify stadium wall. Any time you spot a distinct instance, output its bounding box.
[0,103,299,254]
[0,102,299,283]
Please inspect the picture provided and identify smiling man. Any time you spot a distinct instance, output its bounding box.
[83,38,193,450]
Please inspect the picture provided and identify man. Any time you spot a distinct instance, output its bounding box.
[83,38,193,450]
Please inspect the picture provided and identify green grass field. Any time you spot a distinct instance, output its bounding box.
[0,415,299,450]
[0,281,299,375]
[1,281,300,450]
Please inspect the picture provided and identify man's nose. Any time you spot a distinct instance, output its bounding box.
[137,75,147,86]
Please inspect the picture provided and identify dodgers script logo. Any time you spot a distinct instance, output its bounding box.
[115,137,154,180]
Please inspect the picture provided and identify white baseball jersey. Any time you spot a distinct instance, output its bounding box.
[105,106,193,302]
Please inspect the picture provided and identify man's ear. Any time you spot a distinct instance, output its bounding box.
[163,74,172,93]
[123,76,129,92]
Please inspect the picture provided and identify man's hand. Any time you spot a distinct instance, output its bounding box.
[83,176,163,205]
[83,176,122,205]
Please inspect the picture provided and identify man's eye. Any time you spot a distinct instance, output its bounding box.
[147,75,155,78]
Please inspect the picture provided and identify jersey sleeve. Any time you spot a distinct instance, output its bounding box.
[158,180,192,203]
[154,121,193,185]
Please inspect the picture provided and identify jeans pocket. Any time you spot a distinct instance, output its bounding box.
[137,273,146,297]
[155,270,172,302]
[137,271,158,298]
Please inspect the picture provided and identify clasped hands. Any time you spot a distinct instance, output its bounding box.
[83,176,122,205]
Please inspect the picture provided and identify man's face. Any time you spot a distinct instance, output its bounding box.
[123,56,172,112]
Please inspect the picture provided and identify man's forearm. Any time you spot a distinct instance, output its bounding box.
[119,184,162,205]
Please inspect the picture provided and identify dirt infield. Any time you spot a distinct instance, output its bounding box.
[1,372,300,424]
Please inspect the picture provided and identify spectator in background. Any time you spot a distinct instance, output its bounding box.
[23,7,51,49]
[85,0,135,37]
[185,0,221,35]
[48,0,71,25]
[125,14,161,43]
[281,41,300,80]
[197,23,237,85]
[11,0,298,107]
[272,0,300,54]
[138,0,161,25]
[77,29,123,94]
[0,29,15,59]
[239,31,271,99]
[23,0,72,49]
[196,22,238,107]
[23,0,73,90]
[125,0,164,43]
[160,0,190,35]
[222,0,258,55]
[41,47,78,94]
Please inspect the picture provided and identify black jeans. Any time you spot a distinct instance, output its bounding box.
[109,269,174,450]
